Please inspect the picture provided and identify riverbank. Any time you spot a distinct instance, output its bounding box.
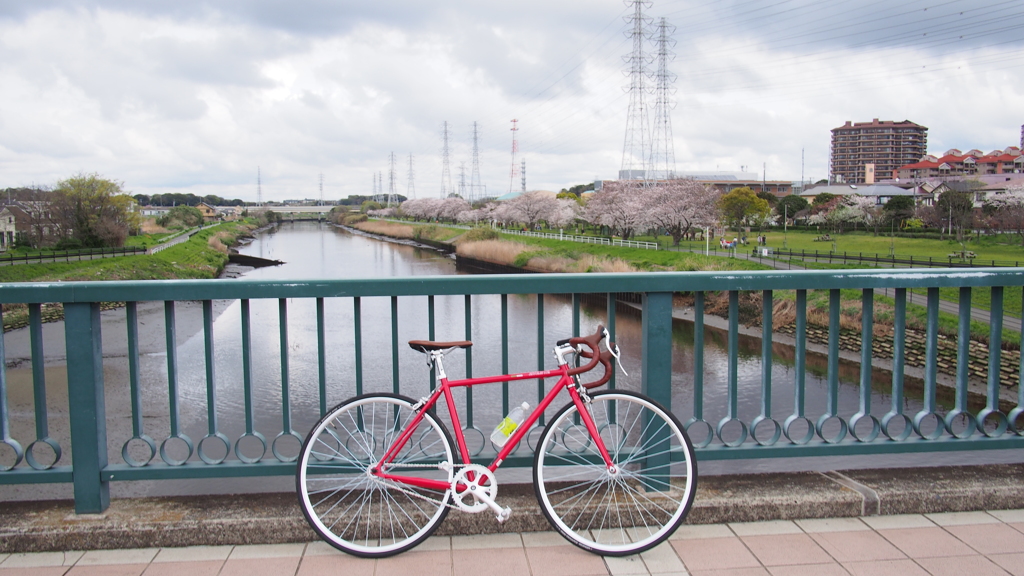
[0,221,256,332]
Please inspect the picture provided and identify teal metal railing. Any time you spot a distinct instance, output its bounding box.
[1,268,1024,513]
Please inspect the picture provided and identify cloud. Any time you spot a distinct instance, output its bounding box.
[0,0,1022,200]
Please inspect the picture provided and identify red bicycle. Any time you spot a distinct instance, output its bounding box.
[296,326,697,557]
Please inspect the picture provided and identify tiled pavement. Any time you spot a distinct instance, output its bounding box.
[2,509,1024,575]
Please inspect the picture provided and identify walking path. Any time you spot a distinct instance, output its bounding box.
[2,509,1022,575]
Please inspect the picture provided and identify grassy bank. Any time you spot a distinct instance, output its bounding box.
[351,220,463,242]
[0,222,255,331]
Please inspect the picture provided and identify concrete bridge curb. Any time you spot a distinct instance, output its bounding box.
[2,463,1022,553]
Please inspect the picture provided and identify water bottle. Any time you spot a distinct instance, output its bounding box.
[491,402,529,447]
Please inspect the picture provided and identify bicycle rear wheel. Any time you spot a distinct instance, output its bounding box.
[296,393,455,557]
[533,390,697,556]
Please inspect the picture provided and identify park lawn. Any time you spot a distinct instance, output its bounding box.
[619,228,1024,263]
[496,234,772,272]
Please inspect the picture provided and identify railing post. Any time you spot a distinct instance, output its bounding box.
[641,292,673,410]
[64,302,109,513]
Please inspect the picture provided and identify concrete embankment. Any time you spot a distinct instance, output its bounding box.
[2,463,1023,552]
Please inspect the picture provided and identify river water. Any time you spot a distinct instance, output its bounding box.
[2,221,1020,501]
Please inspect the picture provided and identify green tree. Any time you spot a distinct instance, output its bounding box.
[50,173,140,247]
[158,205,204,228]
[776,195,809,220]
[718,187,769,230]
[883,195,916,227]
[935,190,975,243]
[811,192,837,210]
[756,190,778,208]
[556,191,584,205]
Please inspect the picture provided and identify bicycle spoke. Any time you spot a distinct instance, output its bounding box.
[535,392,696,556]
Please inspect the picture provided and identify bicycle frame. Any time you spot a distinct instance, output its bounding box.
[372,357,616,492]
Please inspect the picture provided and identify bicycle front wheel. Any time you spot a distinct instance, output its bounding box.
[296,393,455,557]
[533,390,697,556]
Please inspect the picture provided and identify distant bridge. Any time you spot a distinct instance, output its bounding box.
[260,205,335,214]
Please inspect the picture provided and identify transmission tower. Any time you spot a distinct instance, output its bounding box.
[388,152,397,207]
[521,159,526,193]
[441,121,453,198]
[319,172,324,206]
[407,154,416,199]
[651,17,677,182]
[508,119,520,195]
[470,121,484,202]
[458,162,467,199]
[621,0,653,186]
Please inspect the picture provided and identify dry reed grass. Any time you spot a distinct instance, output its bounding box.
[456,240,532,263]
[353,220,415,238]
[207,232,230,254]
[141,218,169,234]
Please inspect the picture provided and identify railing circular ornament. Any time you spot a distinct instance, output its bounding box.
[272,430,303,462]
[815,414,848,444]
[197,432,231,465]
[26,437,62,470]
[849,413,881,443]
[234,431,267,464]
[460,426,486,457]
[881,412,913,441]
[943,410,978,439]
[557,424,593,454]
[716,417,748,448]
[159,434,194,466]
[750,416,782,446]
[783,415,815,445]
[1009,406,1024,436]
[0,437,24,471]
[912,412,944,440]
[976,408,1009,438]
[121,435,157,467]
[684,418,714,448]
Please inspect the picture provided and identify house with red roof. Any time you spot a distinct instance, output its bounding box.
[895,147,1024,180]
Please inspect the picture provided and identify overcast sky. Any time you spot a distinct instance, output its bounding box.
[1,0,1022,202]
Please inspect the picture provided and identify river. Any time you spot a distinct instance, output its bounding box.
[2,221,1020,501]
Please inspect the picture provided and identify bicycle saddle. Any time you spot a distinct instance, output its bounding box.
[408,340,473,353]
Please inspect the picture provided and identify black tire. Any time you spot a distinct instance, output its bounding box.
[296,393,455,557]
[533,390,697,556]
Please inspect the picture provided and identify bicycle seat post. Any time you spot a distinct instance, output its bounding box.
[430,350,448,380]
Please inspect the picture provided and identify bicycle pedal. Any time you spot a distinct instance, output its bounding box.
[495,506,512,523]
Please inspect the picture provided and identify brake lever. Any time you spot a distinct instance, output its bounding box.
[601,330,628,376]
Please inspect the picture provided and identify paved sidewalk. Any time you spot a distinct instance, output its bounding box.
[2,509,1023,576]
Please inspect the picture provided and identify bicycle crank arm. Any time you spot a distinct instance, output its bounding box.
[471,489,512,522]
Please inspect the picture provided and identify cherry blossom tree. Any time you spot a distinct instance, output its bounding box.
[584,181,648,240]
[504,191,560,230]
[986,186,1024,245]
[648,179,721,246]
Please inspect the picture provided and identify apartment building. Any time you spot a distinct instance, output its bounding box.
[830,119,928,184]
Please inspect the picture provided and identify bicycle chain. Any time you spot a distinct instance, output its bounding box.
[370,461,480,511]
